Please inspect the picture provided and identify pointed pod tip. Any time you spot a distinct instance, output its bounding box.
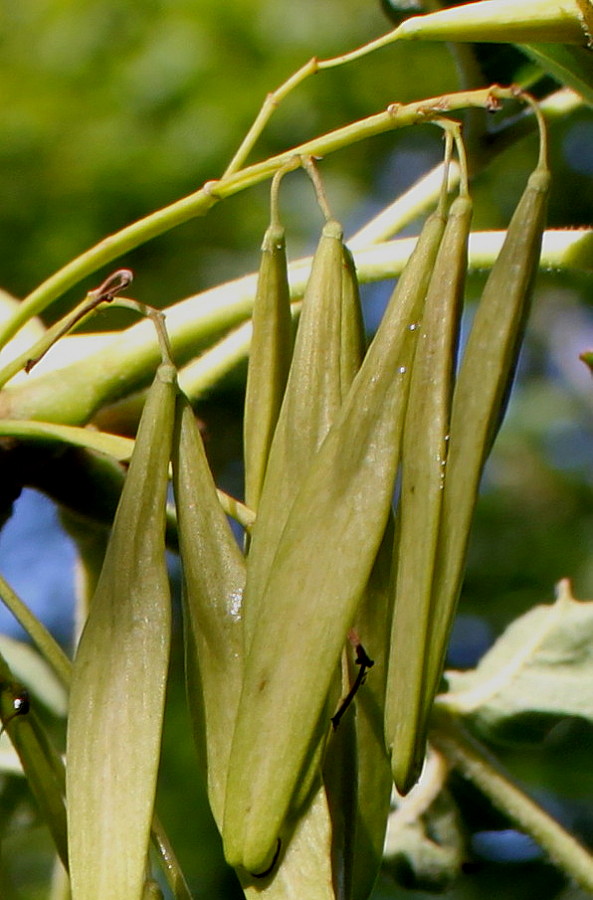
[392,754,425,796]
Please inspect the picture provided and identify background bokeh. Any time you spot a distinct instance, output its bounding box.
[1,0,593,897]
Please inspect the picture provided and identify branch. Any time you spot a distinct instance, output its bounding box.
[0,224,589,424]
[0,87,515,354]
[430,707,593,892]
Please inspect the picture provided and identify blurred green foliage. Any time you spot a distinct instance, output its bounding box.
[1,0,456,309]
[2,0,593,898]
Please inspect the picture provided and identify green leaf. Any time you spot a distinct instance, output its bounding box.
[442,579,593,738]
[519,44,593,107]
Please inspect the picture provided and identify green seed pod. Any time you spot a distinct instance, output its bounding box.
[339,243,366,400]
[424,145,550,741]
[241,786,335,900]
[309,236,379,899]
[325,519,395,900]
[386,192,473,794]
[172,392,245,828]
[322,670,358,891]
[67,362,177,900]
[244,222,293,512]
[320,241,371,899]
[243,218,348,645]
[222,205,446,875]
[239,219,362,870]
[175,392,336,900]
[395,0,588,45]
